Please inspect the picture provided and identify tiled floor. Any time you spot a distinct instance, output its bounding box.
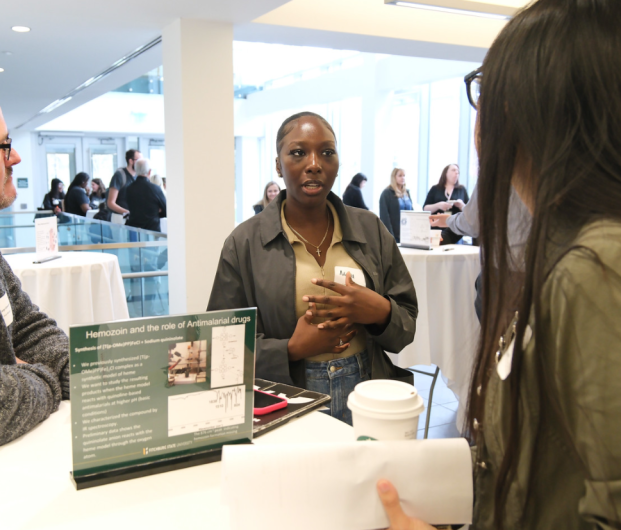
[411,365,462,439]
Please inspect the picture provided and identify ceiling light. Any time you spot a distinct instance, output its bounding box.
[11,26,31,33]
[40,97,72,114]
[386,0,513,20]
[0,68,4,73]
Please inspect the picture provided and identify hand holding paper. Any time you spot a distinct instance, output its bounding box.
[221,439,473,530]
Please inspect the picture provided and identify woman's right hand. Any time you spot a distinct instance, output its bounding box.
[287,310,356,361]
[436,201,452,212]
[377,480,435,530]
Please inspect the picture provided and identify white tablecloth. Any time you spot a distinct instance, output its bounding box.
[4,252,129,335]
[394,245,481,424]
[0,402,354,530]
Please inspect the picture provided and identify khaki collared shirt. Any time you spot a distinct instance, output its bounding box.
[281,200,367,361]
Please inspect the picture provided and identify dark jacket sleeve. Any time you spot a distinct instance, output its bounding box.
[42,193,52,210]
[207,237,292,384]
[253,205,263,215]
[156,187,167,218]
[344,186,368,210]
[0,257,69,446]
[366,217,418,353]
[379,189,395,237]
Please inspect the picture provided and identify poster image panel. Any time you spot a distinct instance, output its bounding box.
[69,308,256,485]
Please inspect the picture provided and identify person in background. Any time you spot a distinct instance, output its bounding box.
[107,149,141,215]
[253,181,281,215]
[150,173,166,196]
[64,172,91,216]
[0,104,70,446]
[342,173,369,210]
[126,158,167,232]
[208,112,417,426]
[424,164,470,244]
[89,178,106,209]
[423,164,469,215]
[376,0,621,527]
[379,168,413,243]
[42,178,65,214]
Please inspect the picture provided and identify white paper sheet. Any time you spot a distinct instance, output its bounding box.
[400,212,431,250]
[34,216,59,261]
[221,439,473,530]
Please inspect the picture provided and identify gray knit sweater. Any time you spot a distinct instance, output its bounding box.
[0,252,69,446]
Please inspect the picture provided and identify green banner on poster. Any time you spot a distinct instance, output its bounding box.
[69,309,256,479]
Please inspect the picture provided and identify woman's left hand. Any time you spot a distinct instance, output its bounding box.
[302,272,391,329]
[454,199,465,211]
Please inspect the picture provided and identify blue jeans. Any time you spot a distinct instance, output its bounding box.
[305,351,370,426]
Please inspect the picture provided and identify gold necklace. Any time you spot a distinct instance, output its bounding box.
[286,209,331,256]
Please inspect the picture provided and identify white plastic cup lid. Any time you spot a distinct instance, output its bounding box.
[348,379,424,419]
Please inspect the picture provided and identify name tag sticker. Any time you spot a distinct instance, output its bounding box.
[0,293,13,328]
[334,267,366,288]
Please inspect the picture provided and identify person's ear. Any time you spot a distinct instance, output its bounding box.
[275,157,282,178]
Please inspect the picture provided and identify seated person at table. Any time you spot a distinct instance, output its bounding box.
[208,112,418,426]
[42,178,65,215]
[64,172,92,217]
[0,105,70,446]
[376,1,621,527]
[424,164,469,244]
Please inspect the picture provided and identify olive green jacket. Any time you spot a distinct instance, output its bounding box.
[472,221,621,529]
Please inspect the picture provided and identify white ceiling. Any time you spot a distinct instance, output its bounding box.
[0,0,524,131]
[0,0,289,129]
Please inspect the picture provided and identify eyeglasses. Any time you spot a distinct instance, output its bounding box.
[0,138,11,161]
[464,67,483,110]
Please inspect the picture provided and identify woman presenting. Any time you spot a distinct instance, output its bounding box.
[208,112,417,425]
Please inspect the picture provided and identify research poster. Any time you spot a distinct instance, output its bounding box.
[69,309,256,482]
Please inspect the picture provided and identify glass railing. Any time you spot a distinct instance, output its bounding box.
[0,210,168,319]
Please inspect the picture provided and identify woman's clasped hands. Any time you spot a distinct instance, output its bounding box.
[286,272,392,361]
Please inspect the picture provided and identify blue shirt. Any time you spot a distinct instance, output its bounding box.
[398,196,413,211]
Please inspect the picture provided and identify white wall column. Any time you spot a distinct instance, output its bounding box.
[163,19,234,314]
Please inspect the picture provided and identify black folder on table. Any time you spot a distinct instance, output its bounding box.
[253,379,331,438]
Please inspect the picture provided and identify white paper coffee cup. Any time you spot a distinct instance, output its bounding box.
[347,380,425,441]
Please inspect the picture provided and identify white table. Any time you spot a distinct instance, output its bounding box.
[0,402,354,530]
[4,252,129,335]
[395,245,481,426]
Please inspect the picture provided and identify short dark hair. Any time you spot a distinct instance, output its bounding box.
[275,112,336,155]
[125,149,140,165]
[350,173,367,187]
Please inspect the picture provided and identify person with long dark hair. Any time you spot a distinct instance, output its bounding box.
[208,111,417,425]
[89,178,106,209]
[342,173,368,210]
[376,1,621,528]
[64,172,91,216]
[42,178,65,214]
[423,164,469,215]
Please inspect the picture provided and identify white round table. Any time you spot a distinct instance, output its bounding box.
[395,245,481,424]
[3,251,129,335]
[0,402,354,530]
